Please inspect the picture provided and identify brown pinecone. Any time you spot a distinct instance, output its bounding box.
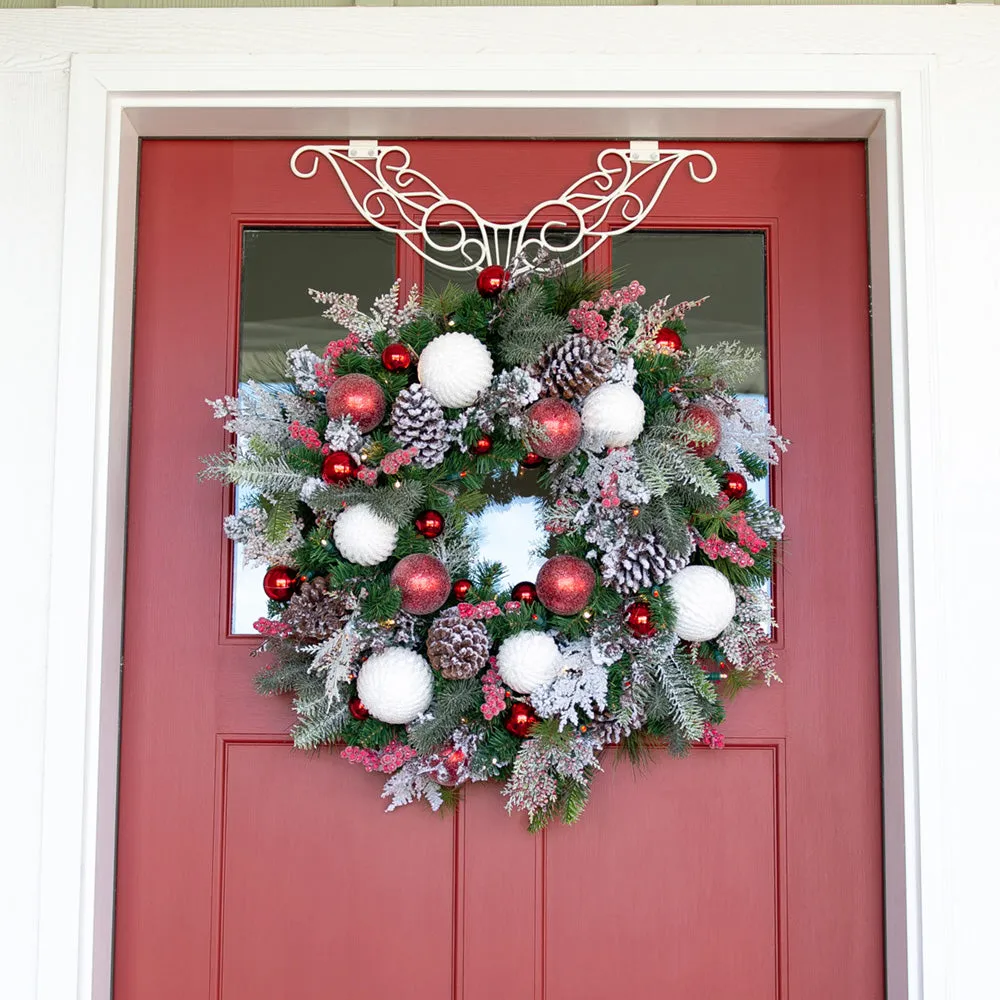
[601,533,693,595]
[533,334,613,400]
[282,577,352,644]
[426,608,490,680]
[389,385,449,468]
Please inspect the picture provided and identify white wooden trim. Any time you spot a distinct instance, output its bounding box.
[18,9,995,997]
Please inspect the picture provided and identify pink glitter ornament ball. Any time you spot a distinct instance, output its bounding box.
[325,373,386,433]
[390,553,452,615]
[535,554,595,616]
[526,398,582,459]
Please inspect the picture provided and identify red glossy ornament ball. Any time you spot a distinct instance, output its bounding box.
[505,702,538,738]
[470,435,493,456]
[390,553,452,615]
[325,373,386,433]
[263,565,298,602]
[535,555,595,616]
[521,451,544,468]
[684,404,722,459]
[381,342,412,372]
[437,747,466,786]
[348,696,369,721]
[625,601,656,638]
[511,581,538,604]
[452,578,473,601]
[526,397,583,459]
[476,264,510,298]
[321,449,358,485]
[655,326,684,352]
[722,471,748,500]
[414,509,445,539]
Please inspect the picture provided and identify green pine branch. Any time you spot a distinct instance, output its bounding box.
[408,678,483,754]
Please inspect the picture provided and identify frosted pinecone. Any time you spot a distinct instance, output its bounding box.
[601,532,693,595]
[533,334,613,400]
[426,608,490,680]
[282,577,353,644]
[390,384,449,468]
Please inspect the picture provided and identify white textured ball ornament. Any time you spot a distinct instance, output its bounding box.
[496,631,564,695]
[356,648,434,724]
[669,565,738,641]
[580,383,646,449]
[333,503,398,566]
[418,332,494,408]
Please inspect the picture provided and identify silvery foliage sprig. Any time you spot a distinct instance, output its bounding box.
[382,761,444,813]
[431,523,479,576]
[506,246,565,289]
[551,447,652,558]
[717,586,781,685]
[530,640,609,730]
[702,394,789,475]
[206,380,290,446]
[635,294,710,341]
[455,367,542,438]
[304,613,363,705]
[381,729,483,813]
[502,732,603,820]
[224,507,303,567]
[308,278,421,345]
[632,632,714,741]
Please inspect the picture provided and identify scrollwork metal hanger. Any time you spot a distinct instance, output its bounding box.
[290,142,717,277]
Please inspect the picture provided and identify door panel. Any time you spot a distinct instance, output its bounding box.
[119,139,880,999]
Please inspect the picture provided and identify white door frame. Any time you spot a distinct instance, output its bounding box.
[33,13,957,999]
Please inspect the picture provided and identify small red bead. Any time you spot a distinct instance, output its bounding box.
[414,509,445,539]
[655,326,684,352]
[452,578,473,600]
[348,696,369,721]
[505,702,538,738]
[722,471,749,500]
[470,435,493,456]
[521,451,544,468]
[476,265,510,298]
[263,565,298,602]
[321,450,358,485]
[381,342,412,371]
[624,601,656,638]
[511,581,538,604]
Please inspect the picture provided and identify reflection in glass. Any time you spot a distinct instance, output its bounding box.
[613,231,766,395]
[231,229,396,634]
[467,465,553,591]
[240,228,395,381]
[614,230,772,602]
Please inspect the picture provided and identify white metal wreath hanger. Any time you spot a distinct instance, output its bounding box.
[290,141,718,277]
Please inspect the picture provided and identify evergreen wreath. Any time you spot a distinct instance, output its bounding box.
[202,262,787,830]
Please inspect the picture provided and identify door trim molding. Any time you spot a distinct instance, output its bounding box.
[37,28,942,1000]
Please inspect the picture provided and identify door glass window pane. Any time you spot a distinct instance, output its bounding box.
[613,231,774,599]
[613,231,766,394]
[231,229,395,634]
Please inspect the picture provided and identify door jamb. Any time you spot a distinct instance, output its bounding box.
[39,51,937,1000]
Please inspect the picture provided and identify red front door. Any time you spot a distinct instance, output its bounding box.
[118,140,882,999]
